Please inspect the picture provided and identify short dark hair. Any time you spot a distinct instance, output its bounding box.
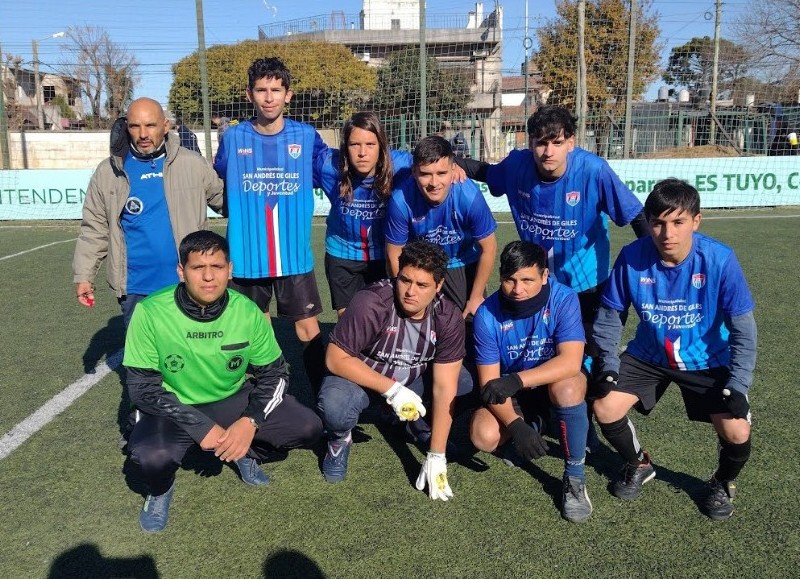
[179,230,230,266]
[413,135,453,167]
[527,105,576,140]
[499,241,547,280]
[339,111,393,202]
[248,57,291,91]
[398,239,448,284]
[644,178,701,219]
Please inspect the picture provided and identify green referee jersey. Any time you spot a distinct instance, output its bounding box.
[123,286,282,405]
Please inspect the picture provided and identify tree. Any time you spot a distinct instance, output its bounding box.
[169,40,376,129]
[532,0,661,115]
[662,36,751,96]
[734,0,800,102]
[61,26,138,128]
[372,47,472,126]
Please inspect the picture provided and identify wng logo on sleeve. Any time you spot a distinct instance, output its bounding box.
[288,144,302,159]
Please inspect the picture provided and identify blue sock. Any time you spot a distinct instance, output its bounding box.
[555,401,589,482]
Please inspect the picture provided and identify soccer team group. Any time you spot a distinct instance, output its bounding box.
[72,57,756,533]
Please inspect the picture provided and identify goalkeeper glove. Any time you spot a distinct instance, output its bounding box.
[383,382,426,421]
[588,370,619,400]
[506,417,548,460]
[415,451,453,501]
[481,373,523,405]
[722,387,750,419]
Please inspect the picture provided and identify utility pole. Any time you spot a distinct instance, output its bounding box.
[623,0,638,158]
[0,43,11,168]
[710,0,722,145]
[419,0,427,138]
[196,0,212,158]
[32,39,44,130]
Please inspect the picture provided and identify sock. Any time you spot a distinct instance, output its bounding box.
[715,437,751,482]
[555,401,589,482]
[302,334,327,396]
[599,417,646,465]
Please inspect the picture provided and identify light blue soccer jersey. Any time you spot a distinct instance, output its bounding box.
[385,177,497,268]
[602,232,755,371]
[214,119,326,278]
[316,149,413,261]
[121,154,178,295]
[474,281,585,373]
[485,147,642,292]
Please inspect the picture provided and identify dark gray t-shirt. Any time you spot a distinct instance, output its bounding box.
[330,280,465,385]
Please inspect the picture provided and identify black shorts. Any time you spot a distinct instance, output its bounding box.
[577,282,606,325]
[510,387,551,422]
[615,352,732,423]
[324,253,388,311]
[229,272,323,320]
[442,262,479,313]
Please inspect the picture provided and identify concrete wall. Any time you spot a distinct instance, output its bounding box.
[1,128,339,170]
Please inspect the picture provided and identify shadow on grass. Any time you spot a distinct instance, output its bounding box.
[47,543,158,579]
[262,549,325,578]
[650,461,709,513]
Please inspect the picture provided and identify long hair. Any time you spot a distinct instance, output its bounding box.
[338,112,393,203]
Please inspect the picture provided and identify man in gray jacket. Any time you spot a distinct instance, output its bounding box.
[72,97,224,327]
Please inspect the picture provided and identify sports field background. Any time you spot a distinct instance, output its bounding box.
[1,212,798,578]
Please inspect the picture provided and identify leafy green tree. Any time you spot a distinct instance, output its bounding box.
[372,47,472,127]
[662,36,751,96]
[169,40,376,128]
[533,0,661,114]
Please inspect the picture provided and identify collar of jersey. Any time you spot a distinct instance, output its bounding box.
[175,283,229,322]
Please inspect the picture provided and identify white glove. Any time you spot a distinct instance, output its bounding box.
[415,451,453,501]
[382,381,426,421]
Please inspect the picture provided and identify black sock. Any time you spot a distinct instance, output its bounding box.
[302,334,326,396]
[599,417,645,465]
[715,437,751,482]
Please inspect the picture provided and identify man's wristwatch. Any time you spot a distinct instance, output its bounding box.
[246,417,259,430]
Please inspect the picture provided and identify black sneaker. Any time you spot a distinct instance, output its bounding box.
[562,476,593,523]
[613,453,656,500]
[704,477,736,520]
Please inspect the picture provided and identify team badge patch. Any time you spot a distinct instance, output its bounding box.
[227,355,244,371]
[565,191,580,206]
[288,143,301,159]
[692,273,706,289]
[164,354,185,373]
[430,331,437,345]
[125,197,143,214]
[542,308,551,324]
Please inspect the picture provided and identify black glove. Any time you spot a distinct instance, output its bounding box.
[588,370,618,400]
[506,417,548,460]
[481,373,523,405]
[722,387,750,419]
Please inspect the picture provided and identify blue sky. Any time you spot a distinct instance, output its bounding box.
[1,0,747,107]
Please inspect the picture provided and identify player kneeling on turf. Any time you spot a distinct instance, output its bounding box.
[317,240,474,500]
[124,231,322,533]
[592,178,756,520]
[469,241,591,522]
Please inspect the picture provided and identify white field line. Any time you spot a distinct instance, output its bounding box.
[0,239,74,261]
[0,349,124,460]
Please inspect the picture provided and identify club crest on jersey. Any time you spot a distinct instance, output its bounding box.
[692,273,706,289]
[288,143,301,159]
[430,331,437,344]
[565,191,580,206]
[542,308,551,324]
[125,197,143,214]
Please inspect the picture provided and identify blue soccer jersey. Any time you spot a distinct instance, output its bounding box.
[120,153,178,295]
[485,147,642,292]
[602,232,755,371]
[214,119,326,278]
[385,177,497,268]
[316,149,413,261]
[473,281,585,374]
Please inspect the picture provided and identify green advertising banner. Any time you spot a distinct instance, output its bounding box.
[1,157,798,220]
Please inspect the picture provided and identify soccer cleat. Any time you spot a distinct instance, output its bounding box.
[322,433,352,483]
[613,453,656,500]
[704,477,736,520]
[139,482,175,533]
[235,457,271,486]
[562,476,593,523]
